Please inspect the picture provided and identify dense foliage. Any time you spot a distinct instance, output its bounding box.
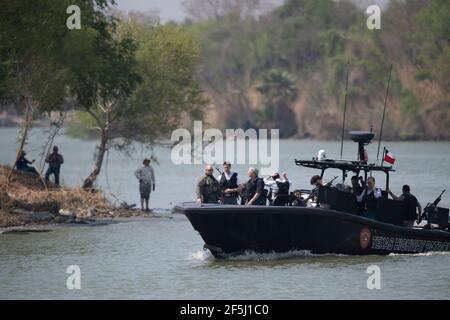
[0,1,206,188]
[184,0,450,139]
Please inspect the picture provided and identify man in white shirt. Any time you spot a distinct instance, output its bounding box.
[135,159,156,212]
[357,176,382,219]
[264,172,292,206]
[217,162,242,205]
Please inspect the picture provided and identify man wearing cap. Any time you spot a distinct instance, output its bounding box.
[135,159,156,212]
[217,162,241,205]
[45,146,64,186]
[387,185,421,228]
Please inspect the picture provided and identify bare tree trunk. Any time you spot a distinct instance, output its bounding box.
[82,126,109,191]
[6,96,34,188]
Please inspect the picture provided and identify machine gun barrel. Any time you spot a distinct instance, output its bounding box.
[325,176,339,187]
[307,176,339,202]
[418,190,446,224]
[432,190,446,206]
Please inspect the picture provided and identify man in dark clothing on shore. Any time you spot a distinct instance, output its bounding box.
[16,150,37,174]
[45,146,64,186]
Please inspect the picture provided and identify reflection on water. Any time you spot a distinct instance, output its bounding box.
[0,128,449,299]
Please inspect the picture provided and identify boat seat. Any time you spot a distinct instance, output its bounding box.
[428,206,450,228]
[318,187,358,214]
[272,194,291,207]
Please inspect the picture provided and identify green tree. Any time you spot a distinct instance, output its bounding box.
[0,0,115,184]
[117,21,206,144]
[71,17,206,189]
[65,22,141,189]
[412,0,450,90]
[183,0,279,129]
[257,69,298,137]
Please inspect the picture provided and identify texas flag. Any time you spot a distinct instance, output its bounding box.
[384,148,396,165]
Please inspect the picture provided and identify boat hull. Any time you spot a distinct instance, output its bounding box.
[175,203,450,259]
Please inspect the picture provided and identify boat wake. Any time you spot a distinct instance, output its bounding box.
[389,251,450,257]
[189,249,345,262]
[190,250,214,261]
[227,250,326,261]
[190,249,450,262]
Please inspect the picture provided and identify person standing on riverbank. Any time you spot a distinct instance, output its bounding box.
[135,159,156,212]
[45,146,64,186]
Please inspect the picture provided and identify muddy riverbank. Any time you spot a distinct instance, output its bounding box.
[0,165,168,229]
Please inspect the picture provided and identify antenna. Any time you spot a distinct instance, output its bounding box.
[376,64,393,165]
[340,62,350,159]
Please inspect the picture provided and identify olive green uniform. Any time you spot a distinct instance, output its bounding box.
[196,175,221,204]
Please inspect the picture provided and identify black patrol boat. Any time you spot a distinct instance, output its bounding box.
[175,132,450,259]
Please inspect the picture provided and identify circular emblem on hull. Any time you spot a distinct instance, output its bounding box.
[360,228,372,250]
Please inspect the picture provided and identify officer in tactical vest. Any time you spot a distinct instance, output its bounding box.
[217,162,241,205]
[387,185,422,228]
[357,177,382,220]
[196,165,222,204]
[243,167,266,206]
